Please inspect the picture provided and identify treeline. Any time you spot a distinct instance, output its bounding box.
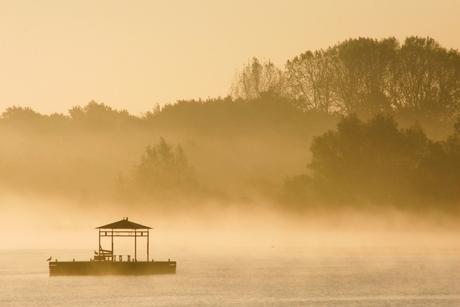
[0,98,337,207]
[2,99,458,214]
[231,36,460,135]
[0,36,459,215]
[281,114,460,213]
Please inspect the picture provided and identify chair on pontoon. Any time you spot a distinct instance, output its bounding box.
[94,245,113,261]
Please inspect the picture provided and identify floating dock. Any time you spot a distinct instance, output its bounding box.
[49,260,176,276]
[48,217,176,276]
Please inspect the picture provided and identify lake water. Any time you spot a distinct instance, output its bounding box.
[1,249,459,306]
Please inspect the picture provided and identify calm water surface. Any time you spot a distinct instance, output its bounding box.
[1,249,459,306]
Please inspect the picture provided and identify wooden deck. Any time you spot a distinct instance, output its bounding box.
[49,260,176,276]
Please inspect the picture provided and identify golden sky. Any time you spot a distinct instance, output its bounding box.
[1,0,459,115]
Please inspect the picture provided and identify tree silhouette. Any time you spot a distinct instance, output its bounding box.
[230,57,284,100]
[0,106,68,133]
[328,37,398,117]
[280,36,460,123]
[285,50,336,113]
[281,113,442,209]
[395,37,460,120]
[117,138,199,203]
[69,100,138,130]
[416,118,460,205]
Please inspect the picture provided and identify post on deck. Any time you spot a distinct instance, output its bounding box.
[134,229,137,261]
[111,229,114,258]
[96,218,152,262]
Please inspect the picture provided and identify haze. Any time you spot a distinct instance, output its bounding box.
[0,1,459,257]
[1,0,460,115]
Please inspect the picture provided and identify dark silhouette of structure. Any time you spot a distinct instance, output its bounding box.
[48,218,176,276]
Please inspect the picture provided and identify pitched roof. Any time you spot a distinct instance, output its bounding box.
[96,218,152,229]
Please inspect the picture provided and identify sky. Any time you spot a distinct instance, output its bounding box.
[1,0,459,116]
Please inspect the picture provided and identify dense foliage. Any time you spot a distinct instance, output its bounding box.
[116,137,200,204]
[0,36,459,215]
[281,114,460,213]
[0,97,337,206]
[232,37,460,129]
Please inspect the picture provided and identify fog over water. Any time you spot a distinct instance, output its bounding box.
[1,193,458,257]
[1,33,460,305]
[1,198,459,307]
[1,249,459,307]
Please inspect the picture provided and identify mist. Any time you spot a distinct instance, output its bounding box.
[1,191,458,260]
[1,37,460,259]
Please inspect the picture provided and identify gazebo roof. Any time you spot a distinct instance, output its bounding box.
[96,218,152,230]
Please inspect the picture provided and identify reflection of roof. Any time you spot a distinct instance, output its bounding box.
[96,218,152,229]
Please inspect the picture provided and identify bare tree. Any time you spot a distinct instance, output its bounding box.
[328,37,398,117]
[395,36,460,119]
[285,50,336,113]
[230,57,284,100]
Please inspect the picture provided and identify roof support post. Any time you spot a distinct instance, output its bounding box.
[96,218,152,262]
[111,229,114,260]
